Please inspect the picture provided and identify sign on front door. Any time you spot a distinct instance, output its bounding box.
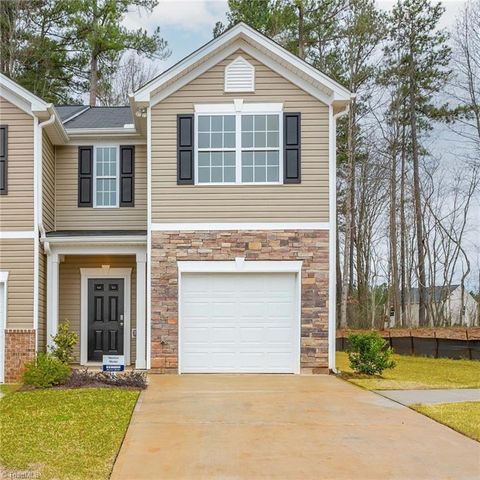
[102,355,125,372]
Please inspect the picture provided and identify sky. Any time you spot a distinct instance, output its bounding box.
[123,0,466,73]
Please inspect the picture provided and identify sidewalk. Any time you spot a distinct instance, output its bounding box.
[375,388,480,405]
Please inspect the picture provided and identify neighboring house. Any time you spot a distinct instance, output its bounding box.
[0,23,351,382]
[406,285,478,327]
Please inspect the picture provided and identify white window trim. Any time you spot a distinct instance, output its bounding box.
[93,145,120,209]
[177,260,301,374]
[0,271,8,384]
[194,101,283,186]
[80,268,131,366]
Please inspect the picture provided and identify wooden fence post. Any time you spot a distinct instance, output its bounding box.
[466,329,472,360]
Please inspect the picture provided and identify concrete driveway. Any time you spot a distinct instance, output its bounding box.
[111,375,480,480]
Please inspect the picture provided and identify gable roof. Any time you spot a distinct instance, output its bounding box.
[132,22,352,108]
[58,106,133,129]
[409,285,459,304]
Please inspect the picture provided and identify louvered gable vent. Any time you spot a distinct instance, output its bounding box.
[224,56,255,92]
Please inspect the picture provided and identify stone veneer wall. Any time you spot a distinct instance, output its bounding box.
[151,230,329,374]
[5,329,36,382]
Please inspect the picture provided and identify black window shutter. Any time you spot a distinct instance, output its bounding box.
[0,125,7,195]
[120,145,135,207]
[283,113,301,184]
[78,146,93,207]
[177,114,194,185]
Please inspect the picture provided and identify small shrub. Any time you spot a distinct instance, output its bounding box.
[23,353,71,388]
[65,369,148,389]
[49,320,78,364]
[347,332,396,375]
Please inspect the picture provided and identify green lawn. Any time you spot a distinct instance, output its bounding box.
[412,402,480,442]
[0,388,139,480]
[336,351,480,390]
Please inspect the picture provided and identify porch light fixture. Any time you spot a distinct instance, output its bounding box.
[135,107,147,118]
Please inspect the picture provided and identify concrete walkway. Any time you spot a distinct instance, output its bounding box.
[111,375,480,480]
[375,388,480,406]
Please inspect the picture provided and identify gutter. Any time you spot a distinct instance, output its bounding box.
[328,103,351,373]
[32,112,55,352]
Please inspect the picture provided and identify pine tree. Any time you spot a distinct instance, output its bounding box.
[67,0,170,106]
[381,0,452,326]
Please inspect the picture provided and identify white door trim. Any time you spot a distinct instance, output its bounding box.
[177,260,302,374]
[0,272,8,383]
[80,268,132,366]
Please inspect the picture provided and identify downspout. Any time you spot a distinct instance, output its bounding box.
[34,113,55,352]
[329,104,350,373]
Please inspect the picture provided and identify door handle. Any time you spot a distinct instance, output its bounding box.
[119,315,124,327]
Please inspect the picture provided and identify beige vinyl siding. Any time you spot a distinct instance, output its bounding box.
[55,144,147,230]
[42,131,55,231]
[0,239,34,328]
[37,250,47,351]
[58,255,137,363]
[0,97,34,230]
[151,50,330,223]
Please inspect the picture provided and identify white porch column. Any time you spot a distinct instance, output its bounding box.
[46,253,59,349]
[135,252,147,369]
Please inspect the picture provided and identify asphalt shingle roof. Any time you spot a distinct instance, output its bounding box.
[55,105,88,121]
[55,105,133,129]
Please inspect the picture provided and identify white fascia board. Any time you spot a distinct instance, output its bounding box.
[194,102,283,114]
[151,222,329,231]
[66,137,147,146]
[0,73,49,115]
[66,127,139,136]
[42,235,147,245]
[149,43,240,105]
[239,43,334,105]
[178,260,303,274]
[136,22,351,105]
[134,26,244,101]
[238,24,351,98]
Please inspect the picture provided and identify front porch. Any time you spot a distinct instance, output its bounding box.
[43,232,147,369]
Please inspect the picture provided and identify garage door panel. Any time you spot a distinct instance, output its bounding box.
[180,272,298,373]
[212,302,237,317]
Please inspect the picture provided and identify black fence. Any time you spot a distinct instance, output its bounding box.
[336,335,480,360]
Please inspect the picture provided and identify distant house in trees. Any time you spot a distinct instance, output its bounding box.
[407,285,478,327]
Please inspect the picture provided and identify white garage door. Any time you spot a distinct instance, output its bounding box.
[180,272,299,373]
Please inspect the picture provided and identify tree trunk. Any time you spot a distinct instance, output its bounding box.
[89,55,98,106]
[297,1,305,59]
[389,142,401,327]
[399,126,407,326]
[410,91,427,326]
[340,97,356,328]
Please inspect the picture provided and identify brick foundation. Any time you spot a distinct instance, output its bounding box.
[4,329,36,382]
[151,230,329,374]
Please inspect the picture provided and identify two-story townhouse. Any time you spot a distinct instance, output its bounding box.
[0,23,351,382]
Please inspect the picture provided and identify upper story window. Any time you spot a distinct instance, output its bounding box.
[78,144,135,208]
[176,102,301,186]
[241,115,280,183]
[94,146,118,207]
[194,102,282,185]
[197,115,236,183]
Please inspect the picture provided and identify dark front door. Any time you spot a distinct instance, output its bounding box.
[88,278,124,362]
